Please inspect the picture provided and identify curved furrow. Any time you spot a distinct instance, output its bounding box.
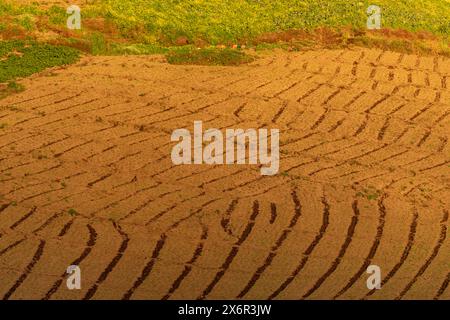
[198,200,260,300]
[221,199,239,236]
[88,181,162,217]
[0,239,25,258]
[271,101,288,123]
[2,240,45,300]
[435,272,450,300]
[268,196,330,300]
[30,92,84,111]
[1,48,448,299]
[31,212,64,234]
[236,190,302,299]
[118,188,182,222]
[308,142,390,178]
[58,219,74,237]
[396,210,448,300]
[419,160,450,173]
[0,203,10,215]
[122,234,167,300]
[0,91,59,106]
[199,169,247,189]
[333,195,387,299]
[144,192,209,226]
[122,199,218,300]
[302,199,360,299]
[365,209,418,298]
[10,206,37,230]
[269,202,277,224]
[352,114,369,137]
[83,222,129,300]
[0,210,66,259]
[162,223,208,300]
[43,224,97,300]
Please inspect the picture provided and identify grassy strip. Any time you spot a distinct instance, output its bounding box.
[0,40,80,83]
[98,0,450,44]
[0,1,449,71]
[1,0,449,45]
[166,47,254,66]
[95,43,255,66]
[0,80,25,100]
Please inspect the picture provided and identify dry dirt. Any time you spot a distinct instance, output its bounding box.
[0,48,449,300]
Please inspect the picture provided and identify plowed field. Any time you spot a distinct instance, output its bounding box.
[0,48,449,299]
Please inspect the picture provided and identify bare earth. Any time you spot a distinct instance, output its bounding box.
[0,48,449,300]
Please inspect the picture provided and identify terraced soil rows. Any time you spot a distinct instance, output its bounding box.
[0,48,449,299]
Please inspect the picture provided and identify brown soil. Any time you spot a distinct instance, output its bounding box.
[0,48,449,300]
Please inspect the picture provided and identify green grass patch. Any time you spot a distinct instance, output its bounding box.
[90,32,108,55]
[166,47,254,66]
[0,40,80,83]
[6,80,24,92]
[47,5,67,25]
[67,208,79,216]
[0,80,25,99]
[356,187,382,201]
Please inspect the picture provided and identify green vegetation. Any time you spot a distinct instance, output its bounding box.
[67,208,78,216]
[6,80,24,91]
[97,0,450,44]
[0,80,25,99]
[357,187,382,201]
[166,47,254,66]
[1,0,449,45]
[90,32,108,55]
[0,0,449,73]
[0,41,80,83]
